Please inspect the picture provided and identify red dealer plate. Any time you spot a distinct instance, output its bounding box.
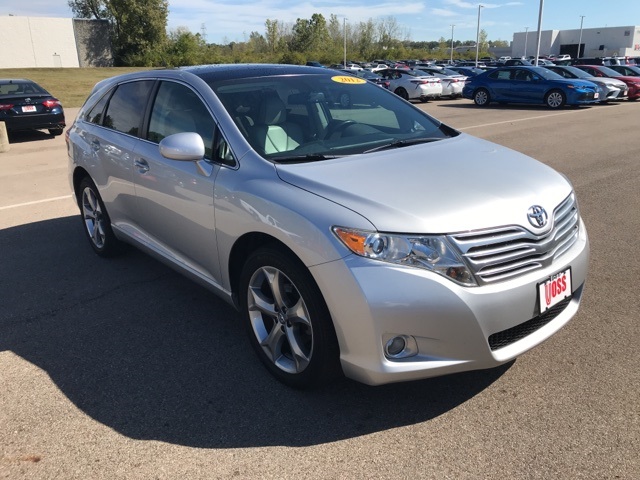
[22,105,36,112]
[538,268,572,313]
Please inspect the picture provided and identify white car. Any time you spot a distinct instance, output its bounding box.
[379,68,443,101]
[413,67,467,98]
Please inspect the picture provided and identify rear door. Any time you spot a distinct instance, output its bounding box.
[77,80,154,228]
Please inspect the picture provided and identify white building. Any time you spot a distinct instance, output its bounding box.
[512,25,640,59]
[0,16,112,68]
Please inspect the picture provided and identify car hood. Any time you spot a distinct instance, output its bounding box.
[596,77,627,87]
[275,134,572,233]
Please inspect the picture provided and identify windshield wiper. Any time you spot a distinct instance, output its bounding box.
[363,137,443,154]
[271,153,342,163]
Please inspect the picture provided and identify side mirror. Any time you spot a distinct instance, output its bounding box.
[159,132,205,161]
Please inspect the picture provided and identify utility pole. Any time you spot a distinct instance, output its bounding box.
[577,16,585,58]
[450,24,455,65]
[524,27,529,58]
[475,5,484,67]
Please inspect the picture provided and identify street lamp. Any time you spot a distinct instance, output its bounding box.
[475,4,484,67]
[343,17,347,68]
[524,27,529,58]
[577,15,585,59]
[534,0,544,66]
[450,24,455,64]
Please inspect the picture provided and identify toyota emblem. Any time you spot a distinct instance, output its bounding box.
[527,205,548,228]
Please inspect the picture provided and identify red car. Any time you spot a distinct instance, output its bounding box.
[574,65,640,100]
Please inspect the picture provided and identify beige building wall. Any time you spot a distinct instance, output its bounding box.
[0,16,79,68]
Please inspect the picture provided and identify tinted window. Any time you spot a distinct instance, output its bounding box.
[103,80,154,136]
[85,92,110,125]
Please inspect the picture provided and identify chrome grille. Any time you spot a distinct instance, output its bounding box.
[448,193,579,285]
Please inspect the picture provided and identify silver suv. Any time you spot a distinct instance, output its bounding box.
[67,65,589,387]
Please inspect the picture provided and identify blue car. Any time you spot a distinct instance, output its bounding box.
[462,66,600,108]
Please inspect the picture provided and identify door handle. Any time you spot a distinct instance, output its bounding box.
[134,158,150,173]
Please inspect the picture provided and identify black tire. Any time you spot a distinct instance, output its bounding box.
[78,177,123,257]
[395,87,409,101]
[545,89,566,109]
[473,88,490,106]
[337,91,351,108]
[239,247,341,389]
[48,128,64,136]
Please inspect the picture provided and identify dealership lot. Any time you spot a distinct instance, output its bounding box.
[1,101,639,479]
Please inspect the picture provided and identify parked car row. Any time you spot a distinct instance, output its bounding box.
[462,64,640,108]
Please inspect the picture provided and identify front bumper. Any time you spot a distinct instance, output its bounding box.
[311,218,589,386]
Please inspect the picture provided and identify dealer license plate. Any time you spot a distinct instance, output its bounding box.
[594,92,599,99]
[22,105,36,112]
[538,268,572,313]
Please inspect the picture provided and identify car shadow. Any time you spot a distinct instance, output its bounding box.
[0,217,512,448]
[7,129,60,144]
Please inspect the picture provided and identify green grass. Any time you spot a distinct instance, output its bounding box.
[0,67,155,108]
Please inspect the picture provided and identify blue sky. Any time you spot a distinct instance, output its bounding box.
[1,0,639,45]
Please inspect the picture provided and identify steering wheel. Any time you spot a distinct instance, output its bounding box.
[324,120,356,140]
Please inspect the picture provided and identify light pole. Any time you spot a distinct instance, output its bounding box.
[577,15,585,59]
[475,4,484,67]
[534,0,544,66]
[343,17,347,67]
[450,24,455,64]
[524,27,529,58]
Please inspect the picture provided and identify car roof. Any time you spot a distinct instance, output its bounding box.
[0,78,35,84]
[181,64,330,83]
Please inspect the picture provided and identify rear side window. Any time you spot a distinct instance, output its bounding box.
[488,70,512,80]
[103,81,154,137]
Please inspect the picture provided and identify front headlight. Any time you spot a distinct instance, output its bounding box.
[332,227,477,286]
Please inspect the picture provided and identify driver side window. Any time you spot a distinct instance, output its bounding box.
[148,81,216,159]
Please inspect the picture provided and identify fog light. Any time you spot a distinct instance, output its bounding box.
[385,336,406,357]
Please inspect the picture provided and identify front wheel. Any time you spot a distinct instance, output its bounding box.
[239,247,341,388]
[545,89,566,109]
[395,87,409,101]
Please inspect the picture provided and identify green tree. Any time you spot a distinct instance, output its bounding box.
[68,0,169,66]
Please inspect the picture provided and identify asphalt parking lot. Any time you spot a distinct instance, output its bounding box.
[1,100,639,479]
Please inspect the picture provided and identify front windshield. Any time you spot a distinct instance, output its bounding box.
[597,66,624,76]
[532,67,565,80]
[560,66,592,79]
[209,73,456,162]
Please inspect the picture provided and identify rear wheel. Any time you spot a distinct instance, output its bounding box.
[545,89,566,109]
[78,177,123,257]
[473,88,490,106]
[239,247,341,388]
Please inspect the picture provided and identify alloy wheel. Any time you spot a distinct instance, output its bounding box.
[246,265,313,374]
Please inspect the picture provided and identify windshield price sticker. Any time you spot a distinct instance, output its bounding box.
[538,268,572,313]
[331,76,367,85]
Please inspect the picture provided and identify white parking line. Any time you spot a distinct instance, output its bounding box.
[459,110,584,130]
[0,195,73,211]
